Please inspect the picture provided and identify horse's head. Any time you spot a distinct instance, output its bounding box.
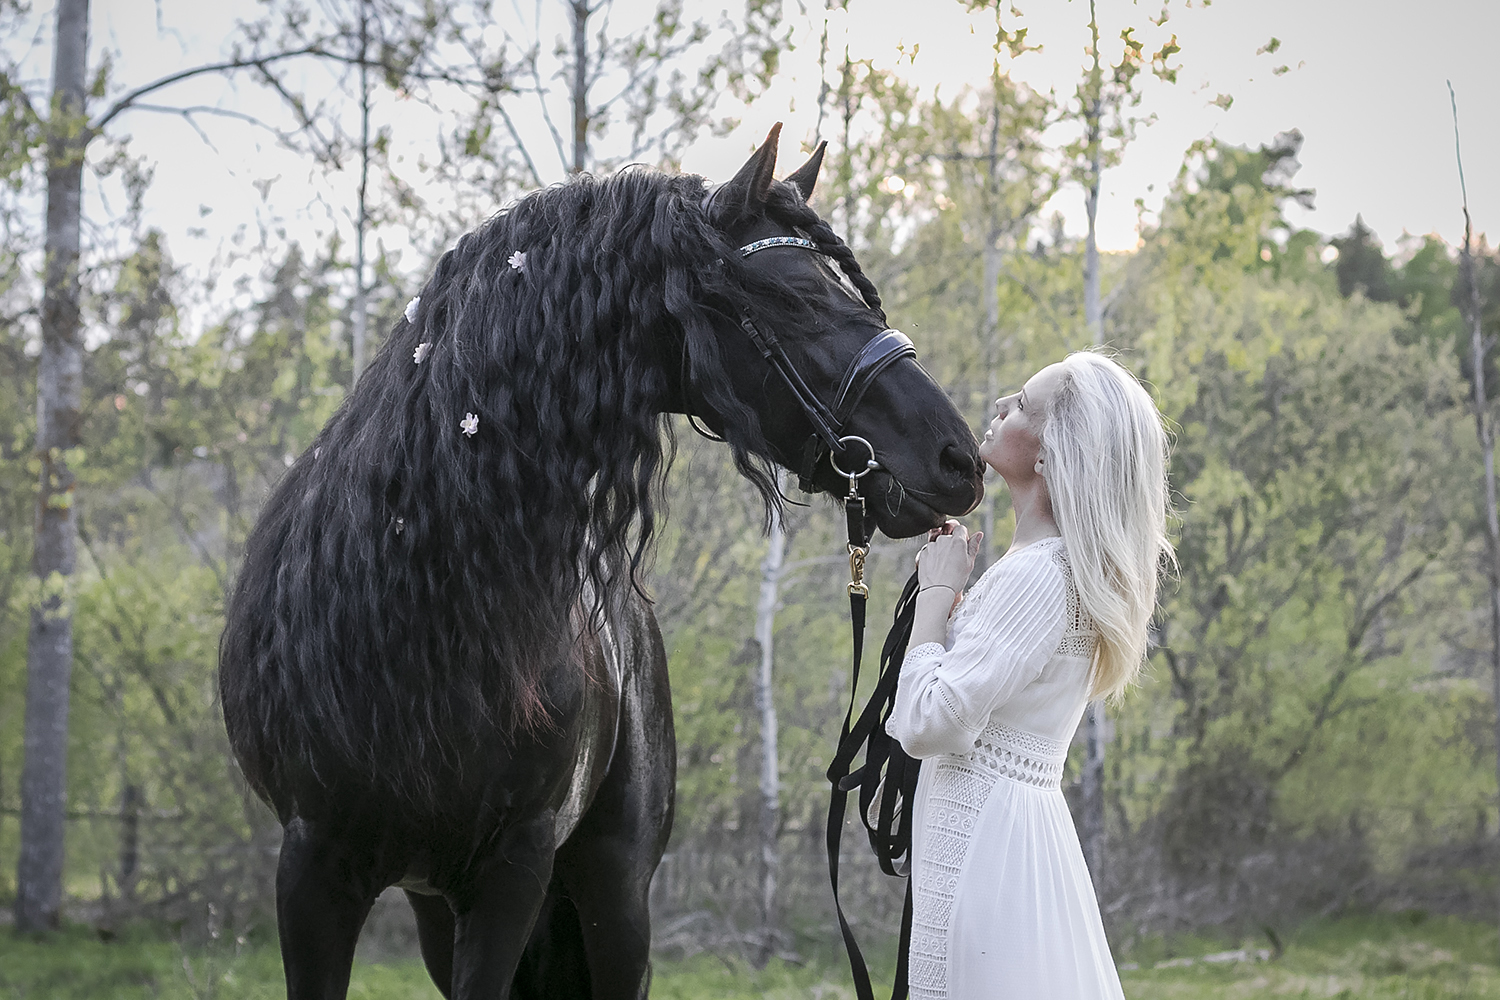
[682,124,983,539]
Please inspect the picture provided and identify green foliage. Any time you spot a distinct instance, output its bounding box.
[1101,133,1494,913]
[1332,216,1397,303]
[1116,913,1500,997]
[0,66,43,185]
[1328,222,1500,399]
[1064,0,1181,177]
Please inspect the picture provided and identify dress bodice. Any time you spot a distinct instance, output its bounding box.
[888,536,1099,759]
[968,537,1097,745]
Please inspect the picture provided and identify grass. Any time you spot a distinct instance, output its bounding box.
[0,924,446,1000]
[2,913,1498,998]
[1115,912,1500,999]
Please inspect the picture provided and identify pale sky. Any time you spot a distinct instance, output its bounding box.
[678,0,1499,256]
[12,0,1499,327]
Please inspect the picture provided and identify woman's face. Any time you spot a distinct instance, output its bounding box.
[978,363,1064,480]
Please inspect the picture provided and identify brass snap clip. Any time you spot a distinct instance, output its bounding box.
[847,543,869,597]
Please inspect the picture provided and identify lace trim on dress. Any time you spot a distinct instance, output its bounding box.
[971,721,1068,789]
[909,760,991,1000]
[907,724,1069,999]
[947,537,1098,660]
[1048,541,1099,660]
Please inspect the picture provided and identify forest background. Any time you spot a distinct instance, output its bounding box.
[1,0,1499,979]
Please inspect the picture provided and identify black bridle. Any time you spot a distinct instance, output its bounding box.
[732,236,918,498]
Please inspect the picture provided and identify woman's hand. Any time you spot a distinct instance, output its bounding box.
[915,519,984,602]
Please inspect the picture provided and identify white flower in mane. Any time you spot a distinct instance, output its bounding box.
[413,342,432,364]
[508,250,527,273]
[460,412,479,437]
[404,295,421,323]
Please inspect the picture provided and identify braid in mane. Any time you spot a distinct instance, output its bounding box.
[762,186,886,322]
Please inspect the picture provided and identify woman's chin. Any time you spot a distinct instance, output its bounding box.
[977,441,1001,474]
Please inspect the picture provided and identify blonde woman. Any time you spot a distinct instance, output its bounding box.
[887,351,1172,999]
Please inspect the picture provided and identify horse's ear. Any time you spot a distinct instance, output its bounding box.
[785,141,826,202]
[720,123,782,212]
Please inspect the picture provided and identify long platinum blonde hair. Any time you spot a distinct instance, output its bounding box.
[1040,351,1174,700]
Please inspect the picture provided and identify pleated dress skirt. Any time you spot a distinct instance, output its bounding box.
[906,721,1125,1000]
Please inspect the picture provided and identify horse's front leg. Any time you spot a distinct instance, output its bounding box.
[554,625,675,1000]
[276,817,381,1000]
[449,814,558,999]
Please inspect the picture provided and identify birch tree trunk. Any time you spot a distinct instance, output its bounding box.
[570,0,590,174]
[16,0,89,935]
[976,24,1005,574]
[1461,248,1499,940]
[351,0,371,381]
[1082,139,1102,345]
[1448,82,1500,945]
[979,224,1000,572]
[1079,0,1107,898]
[752,472,788,967]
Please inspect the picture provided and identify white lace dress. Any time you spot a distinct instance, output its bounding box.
[885,536,1124,1000]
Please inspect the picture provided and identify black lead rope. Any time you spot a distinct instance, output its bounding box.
[826,478,924,1000]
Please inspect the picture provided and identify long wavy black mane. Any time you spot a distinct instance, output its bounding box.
[220,165,883,808]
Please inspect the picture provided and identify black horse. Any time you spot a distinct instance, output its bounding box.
[219,125,982,999]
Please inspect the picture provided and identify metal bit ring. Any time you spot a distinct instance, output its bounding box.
[829,435,880,481]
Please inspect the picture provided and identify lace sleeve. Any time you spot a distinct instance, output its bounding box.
[885,544,1067,759]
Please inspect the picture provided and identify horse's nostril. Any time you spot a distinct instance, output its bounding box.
[939,443,980,483]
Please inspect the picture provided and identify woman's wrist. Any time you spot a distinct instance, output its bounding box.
[915,584,961,619]
[911,586,958,646]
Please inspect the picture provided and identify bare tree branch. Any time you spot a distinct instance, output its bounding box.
[526,45,571,175]
[126,103,302,151]
[253,63,343,167]
[493,99,546,188]
[89,45,332,134]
